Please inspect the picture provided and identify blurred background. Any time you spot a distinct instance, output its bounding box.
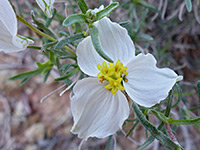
[0,0,200,149]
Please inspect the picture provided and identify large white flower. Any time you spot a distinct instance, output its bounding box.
[71,17,183,139]
[0,0,33,53]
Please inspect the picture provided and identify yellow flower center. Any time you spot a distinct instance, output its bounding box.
[97,60,128,95]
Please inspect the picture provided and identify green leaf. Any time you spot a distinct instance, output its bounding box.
[133,9,149,37]
[20,78,31,86]
[132,102,183,150]
[148,109,200,125]
[105,136,113,150]
[126,119,139,137]
[133,0,159,12]
[43,70,51,82]
[96,2,119,20]
[138,136,155,150]
[31,13,56,39]
[55,67,80,81]
[42,41,58,51]
[197,81,200,106]
[59,55,76,60]
[168,117,200,125]
[135,33,154,42]
[62,14,86,27]
[185,0,192,12]
[55,33,85,49]
[77,0,89,14]
[119,21,130,27]
[139,91,173,149]
[61,63,78,73]
[9,61,52,85]
[89,25,113,63]
[172,83,182,108]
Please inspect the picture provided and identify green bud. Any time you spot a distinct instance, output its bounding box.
[86,9,97,24]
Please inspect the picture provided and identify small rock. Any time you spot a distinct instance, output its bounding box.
[25,123,45,143]
[15,101,26,118]
[0,112,4,125]
[25,144,37,150]
[0,70,20,93]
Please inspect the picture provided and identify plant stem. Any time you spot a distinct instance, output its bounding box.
[16,14,76,56]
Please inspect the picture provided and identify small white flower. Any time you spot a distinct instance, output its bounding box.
[71,17,183,139]
[36,0,67,18]
[36,0,55,18]
[0,0,34,53]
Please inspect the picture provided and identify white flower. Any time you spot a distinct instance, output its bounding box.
[71,17,183,139]
[0,0,34,53]
[36,0,67,18]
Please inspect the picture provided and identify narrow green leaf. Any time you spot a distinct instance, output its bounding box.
[58,31,70,37]
[138,136,155,150]
[133,9,149,36]
[77,0,89,14]
[125,118,138,122]
[132,102,183,150]
[43,70,51,82]
[139,91,173,149]
[185,0,192,12]
[126,120,139,137]
[9,68,44,81]
[59,55,76,60]
[31,13,56,39]
[105,136,112,150]
[172,83,182,108]
[119,21,130,27]
[197,81,200,107]
[135,33,154,42]
[133,0,159,12]
[168,117,200,125]
[55,67,80,81]
[61,63,78,73]
[96,2,119,20]
[165,90,173,117]
[20,77,31,86]
[89,25,113,63]
[62,14,86,27]
[9,61,50,81]
[149,109,200,125]
[56,33,85,49]
[42,41,58,51]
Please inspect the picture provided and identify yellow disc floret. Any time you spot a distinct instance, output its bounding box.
[97,60,128,95]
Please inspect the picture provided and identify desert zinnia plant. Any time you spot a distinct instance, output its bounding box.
[71,17,182,139]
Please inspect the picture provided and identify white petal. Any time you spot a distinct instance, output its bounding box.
[0,34,34,53]
[124,53,183,107]
[0,0,17,36]
[96,17,135,64]
[12,35,34,52]
[36,0,55,18]
[77,17,135,76]
[77,36,106,77]
[71,78,129,139]
[93,5,104,13]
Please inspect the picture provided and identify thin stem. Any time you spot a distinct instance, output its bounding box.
[16,14,54,41]
[16,14,76,56]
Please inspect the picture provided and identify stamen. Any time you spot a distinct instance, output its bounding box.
[97,60,128,95]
